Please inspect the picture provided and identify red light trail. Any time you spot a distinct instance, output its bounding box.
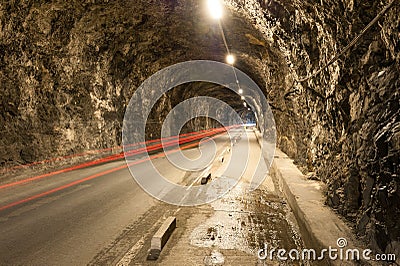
[0,130,228,212]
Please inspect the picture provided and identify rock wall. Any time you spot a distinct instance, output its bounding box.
[0,0,225,165]
[227,0,400,256]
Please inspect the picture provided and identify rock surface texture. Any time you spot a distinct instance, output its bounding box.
[0,0,399,258]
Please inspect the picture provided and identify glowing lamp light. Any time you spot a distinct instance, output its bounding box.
[243,102,247,107]
[238,88,243,94]
[226,54,235,65]
[207,0,223,20]
[241,96,245,100]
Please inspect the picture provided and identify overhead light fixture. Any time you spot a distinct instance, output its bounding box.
[238,88,243,94]
[241,96,245,100]
[226,54,235,65]
[207,0,223,20]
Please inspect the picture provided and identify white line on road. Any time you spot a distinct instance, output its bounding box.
[116,133,236,265]
[116,217,163,266]
[186,165,212,191]
[116,236,146,266]
[185,143,230,191]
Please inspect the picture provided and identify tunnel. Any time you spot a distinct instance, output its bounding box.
[0,0,399,264]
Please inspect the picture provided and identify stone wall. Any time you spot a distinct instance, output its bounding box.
[227,0,399,255]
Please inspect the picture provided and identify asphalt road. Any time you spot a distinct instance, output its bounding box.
[0,130,238,265]
[0,129,303,265]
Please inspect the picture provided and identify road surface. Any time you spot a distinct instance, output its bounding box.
[0,129,304,265]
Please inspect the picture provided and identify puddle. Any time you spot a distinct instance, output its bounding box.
[204,250,225,265]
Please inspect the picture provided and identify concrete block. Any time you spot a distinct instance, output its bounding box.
[201,173,212,185]
[150,216,176,251]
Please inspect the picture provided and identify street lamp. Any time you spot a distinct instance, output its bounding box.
[226,54,235,65]
[207,0,223,20]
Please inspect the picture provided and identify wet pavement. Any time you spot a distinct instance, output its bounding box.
[138,131,307,265]
[89,131,308,265]
[151,179,306,265]
[191,187,304,264]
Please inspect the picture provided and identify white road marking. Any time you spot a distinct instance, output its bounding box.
[116,217,163,266]
[185,143,229,191]
[186,165,212,191]
[116,133,238,265]
[116,235,146,266]
[173,207,181,215]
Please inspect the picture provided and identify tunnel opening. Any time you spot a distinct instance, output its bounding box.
[0,0,398,260]
[144,81,254,141]
[178,117,224,135]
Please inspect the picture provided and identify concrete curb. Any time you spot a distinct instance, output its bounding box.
[151,216,176,251]
[255,130,374,265]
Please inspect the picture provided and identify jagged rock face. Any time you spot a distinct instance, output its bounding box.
[0,0,399,256]
[229,0,400,256]
[0,0,263,163]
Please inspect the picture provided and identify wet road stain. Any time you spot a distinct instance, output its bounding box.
[190,181,307,265]
[90,179,309,265]
[204,250,225,265]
